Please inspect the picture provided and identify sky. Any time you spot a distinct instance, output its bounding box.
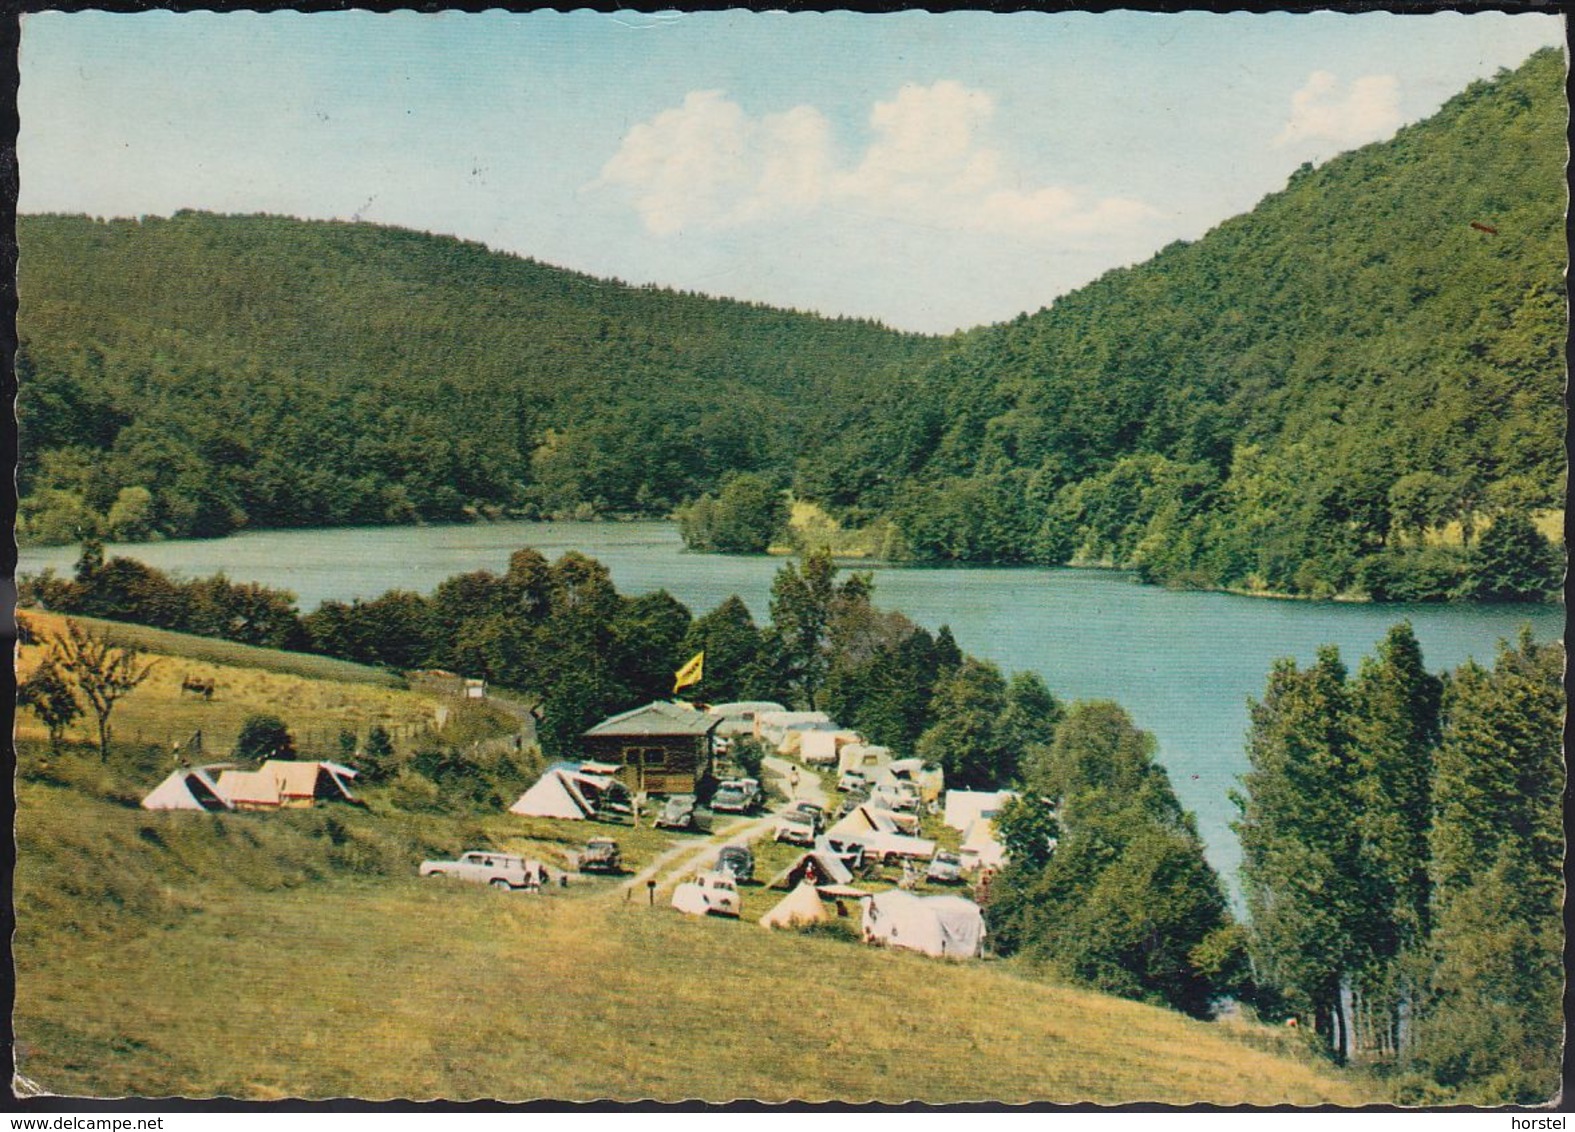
[18,10,1565,333]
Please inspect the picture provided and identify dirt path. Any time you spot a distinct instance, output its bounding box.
[617,754,824,895]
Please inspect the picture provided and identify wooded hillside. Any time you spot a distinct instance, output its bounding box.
[17,211,939,541]
[799,48,1565,600]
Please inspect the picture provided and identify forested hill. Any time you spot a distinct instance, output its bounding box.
[798,47,1565,600]
[16,211,941,542]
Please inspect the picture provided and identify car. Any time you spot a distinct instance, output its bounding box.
[837,770,867,793]
[926,849,965,885]
[773,810,818,847]
[577,837,623,874]
[714,844,755,884]
[419,851,538,890]
[671,871,742,918]
[790,800,825,832]
[711,777,762,814]
[653,794,711,832]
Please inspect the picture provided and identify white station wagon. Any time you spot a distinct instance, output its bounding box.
[419,851,539,890]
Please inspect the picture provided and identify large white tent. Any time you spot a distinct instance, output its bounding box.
[943,789,1018,832]
[860,890,984,959]
[509,767,599,819]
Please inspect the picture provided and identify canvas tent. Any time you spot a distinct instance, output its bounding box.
[705,701,787,738]
[754,710,831,748]
[768,845,854,890]
[828,804,921,839]
[837,743,892,776]
[960,818,1009,870]
[261,759,357,807]
[944,789,1018,832]
[860,890,984,958]
[758,882,832,930]
[798,729,862,766]
[141,765,235,812]
[216,768,284,810]
[510,764,630,820]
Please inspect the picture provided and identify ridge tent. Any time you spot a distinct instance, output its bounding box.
[943,789,1018,832]
[800,729,861,766]
[767,846,854,890]
[141,764,235,812]
[260,759,357,807]
[758,882,831,930]
[216,768,284,810]
[960,818,1009,870]
[837,743,892,776]
[860,890,984,959]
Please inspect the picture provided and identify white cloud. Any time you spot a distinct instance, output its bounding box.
[1274,71,1404,149]
[593,81,1156,239]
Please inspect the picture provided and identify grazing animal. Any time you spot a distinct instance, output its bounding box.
[180,675,217,701]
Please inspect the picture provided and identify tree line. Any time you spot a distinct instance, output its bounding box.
[1234,624,1562,1103]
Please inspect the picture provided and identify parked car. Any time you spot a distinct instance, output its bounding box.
[790,800,825,833]
[419,851,537,890]
[671,871,742,918]
[837,770,867,793]
[926,849,965,885]
[715,844,755,884]
[653,794,711,832]
[711,778,762,814]
[773,810,818,847]
[578,837,623,874]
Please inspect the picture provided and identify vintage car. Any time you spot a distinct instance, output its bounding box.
[837,770,867,793]
[773,810,818,847]
[419,851,537,890]
[671,871,742,918]
[711,777,763,814]
[714,844,755,884]
[653,794,711,832]
[577,837,623,874]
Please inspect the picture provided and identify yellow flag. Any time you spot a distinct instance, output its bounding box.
[673,651,704,695]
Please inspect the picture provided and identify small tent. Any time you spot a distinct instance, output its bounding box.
[768,846,854,890]
[510,766,598,820]
[758,882,832,930]
[141,765,235,812]
[860,890,984,959]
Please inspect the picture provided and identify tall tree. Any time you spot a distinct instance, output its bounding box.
[1235,647,1366,1060]
[767,548,869,710]
[18,655,82,752]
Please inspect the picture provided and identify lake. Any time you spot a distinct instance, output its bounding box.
[19,520,1564,899]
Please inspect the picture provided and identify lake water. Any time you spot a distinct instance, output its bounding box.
[19,520,1563,899]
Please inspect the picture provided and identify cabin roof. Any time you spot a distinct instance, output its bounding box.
[583,701,721,739]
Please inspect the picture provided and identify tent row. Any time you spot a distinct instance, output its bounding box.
[142,760,359,812]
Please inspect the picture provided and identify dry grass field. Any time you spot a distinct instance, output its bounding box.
[16,610,442,755]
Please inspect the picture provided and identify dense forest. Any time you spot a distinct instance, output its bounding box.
[16,212,939,542]
[16,50,1564,603]
[800,48,1566,600]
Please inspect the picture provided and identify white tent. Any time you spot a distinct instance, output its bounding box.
[860,890,984,959]
[767,846,854,890]
[141,765,235,812]
[960,818,1009,870]
[509,768,598,820]
[755,710,832,748]
[800,729,860,766]
[706,701,788,737]
[944,789,1018,832]
[837,743,892,776]
[759,882,832,930]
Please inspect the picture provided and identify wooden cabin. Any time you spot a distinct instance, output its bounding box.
[581,701,719,796]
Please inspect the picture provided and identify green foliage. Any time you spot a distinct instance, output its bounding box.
[806,51,1564,600]
[677,472,789,554]
[358,725,399,785]
[678,595,772,705]
[766,549,871,710]
[17,212,936,544]
[1235,626,1563,1101]
[49,619,157,762]
[234,714,297,763]
[1466,512,1563,602]
[18,655,83,752]
[989,702,1230,1018]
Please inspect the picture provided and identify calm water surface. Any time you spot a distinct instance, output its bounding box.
[21,520,1564,898]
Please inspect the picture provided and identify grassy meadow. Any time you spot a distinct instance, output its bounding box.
[13,783,1373,1104]
[16,610,436,755]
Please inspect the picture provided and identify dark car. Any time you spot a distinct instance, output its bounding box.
[715,844,755,884]
[790,800,826,833]
[578,837,623,874]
